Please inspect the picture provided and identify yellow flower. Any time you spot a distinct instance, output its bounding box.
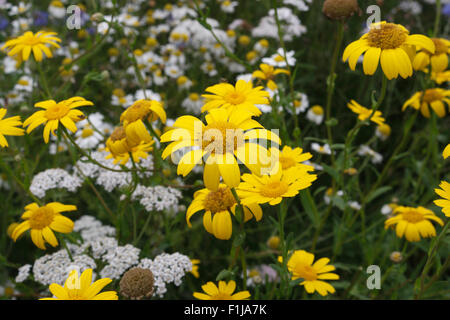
[0,108,25,148]
[444,144,450,159]
[201,80,269,116]
[278,250,339,296]
[1,31,61,61]
[120,99,166,127]
[193,280,250,300]
[40,269,118,300]
[161,108,280,191]
[384,206,444,242]
[402,88,450,118]
[347,100,386,125]
[11,202,76,250]
[430,69,450,85]
[434,181,450,218]
[237,167,317,206]
[252,63,290,90]
[413,38,450,73]
[186,184,262,240]
[190,259,200,278]
[23,97,94,143]
[343,21,435,80]
[265,146,314,175]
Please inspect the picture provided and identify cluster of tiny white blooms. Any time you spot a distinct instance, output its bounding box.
[73,215,116,242]
[137,253,193,298]
[99,244,141,280]
[29,168,83,198]
[15,264,32,283]
[393,1,423,15]
[131,185,183,212]
[252,7,306,42]
[283,0,312,11]
[32,250,96,286]
[357,145,383,164]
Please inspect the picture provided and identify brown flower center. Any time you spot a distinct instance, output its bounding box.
[201,122,244,155]
[422,89,443,103]
[110,126,126,142]
[203,187,236,214]
[367,23,408,49]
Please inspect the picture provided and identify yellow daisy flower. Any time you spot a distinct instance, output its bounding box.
[430,69,450,85]
[193,280,250,300]
[343,21,435,80]
[278,250,339,296]
[252,63,290,91]
[264,146,314,175]
[413,38,450,73]
[384,206,444,242]
[23,97,94,143]
[347,100,386,125]
[0,108,25,148]
[1,30,61,61]
[434,181,450,218]
[444,144,450,159]
[161,108,280,191]
[186,184,262,240]
[40,269,118,300]
[11,202,76,250]
[237,167,317,206]
[120,99,166,127]
[201,80,270,116]
[190,259,200,278]
[402,88,450,118]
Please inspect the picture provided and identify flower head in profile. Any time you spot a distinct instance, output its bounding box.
[278,250,339,296]
[23,97,94,143]
[201,80,269,116]
[193,280,250,300]
[402,88,450,118]
[252,63,290,91]
[120,99,166,127]
[343,21,435,80]
[1,30,61,61]
[434,181,450,218]
[190,259,200,278]
[186,184,262,240]
[40,269,118,300]
[0,108,25,148]
[347,100,385,125]
[11,202,76,250]
[413,38,450,73]
[384,206,444,242]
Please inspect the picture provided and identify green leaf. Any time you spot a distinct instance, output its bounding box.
[216,269,236,281]
[366,186,392,203]
[232,232,246,248]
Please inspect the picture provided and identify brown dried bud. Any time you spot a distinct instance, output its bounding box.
[119,267,155,300]
[322,0,361,21]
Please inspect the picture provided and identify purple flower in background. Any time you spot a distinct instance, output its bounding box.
[443,4,450,17]
[33,11,49,27]
[0,16,8,30]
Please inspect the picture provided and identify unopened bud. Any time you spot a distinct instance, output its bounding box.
[322,0,360,21]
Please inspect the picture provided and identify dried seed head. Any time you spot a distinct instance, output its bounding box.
[322,0,360,21]
[119,267,155,300]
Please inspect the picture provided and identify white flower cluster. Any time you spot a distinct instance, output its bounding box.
[131,185,183,212]
[15,264,31,283]
[29,168,83,198]
[137,253,192,298]
[100,244,141,280]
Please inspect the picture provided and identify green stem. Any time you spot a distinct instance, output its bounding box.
[277,199,289,298]
[434,0,442,36]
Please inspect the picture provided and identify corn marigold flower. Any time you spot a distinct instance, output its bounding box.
[266,146,314,175]
[40,269,118,300]
[443,144,450,159]
[193,280,250,300]
[0,108,25,148]
[430,69,450,85]
[11,202,76,250]
[384,206,444,242]
[413,38,450,73]
[434,181,450,217]
[186,184,262,240]
[343,21,435,80]
[402,88,450,118]
[252,63,290,91]
[120,99,166,127]
[23,97,93,143]
[278,250,339,296]
[347,100,386,125]
[1,30,61,62]
[376,123,392,141]
[201,80,269,116]
[190,259,200,278]
[237,167,317,206]
[161,108,280,191]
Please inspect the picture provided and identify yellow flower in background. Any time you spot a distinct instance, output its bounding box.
[237,167,317,206]
[190,259,200,278]
[343,21,435,80]
[430,69,450,85]
[1,31,61,61]
[347,100,386,125]
[40,269,118,300]
[265,146,314,176]
[252,63,290,90]
[413,38,450,73]
[434,181,450,217]
[402,88,450,118]
[0,108,25,148]
[11,202,76,250]
[23,97,93,143]
[161,108,280,191]
[193,280,250,300]
[186,184,262,240]
[278,250,339,296]
[384,206,444,242]
[201,80,269,116]
[443,144,450,159]
[120,99,166,127]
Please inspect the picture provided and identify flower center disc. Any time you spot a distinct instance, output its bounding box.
[259,181,288,198]
[81,127,94,138]
[225,92,246,105]
[367,23,408,49]
[202,122,244,155]
[110,126,126,142]
[422,89,442,103]
[45,103,70,120]
[203,187,236,214]
[279,156,296,170]
[123,101,151,123]
[29,207,55,229]
[402,210,424,223]
[294,264,317,281]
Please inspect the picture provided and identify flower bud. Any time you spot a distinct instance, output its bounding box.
[119,267,155,300]
[322,0,360,21]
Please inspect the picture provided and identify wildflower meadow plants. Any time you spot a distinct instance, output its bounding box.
[0,0,448,303]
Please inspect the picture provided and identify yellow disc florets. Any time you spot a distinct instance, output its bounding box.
[203,187,236,214]
[367,23,409,50]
